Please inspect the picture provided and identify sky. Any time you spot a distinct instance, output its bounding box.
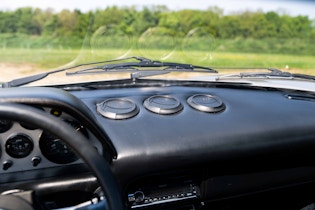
[1,0,315,18]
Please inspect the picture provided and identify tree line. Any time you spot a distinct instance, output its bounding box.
[0,6,314,39]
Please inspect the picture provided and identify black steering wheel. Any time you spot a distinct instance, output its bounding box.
[0,103,124,210]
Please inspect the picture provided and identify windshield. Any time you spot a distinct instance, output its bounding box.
[1,0,315,85]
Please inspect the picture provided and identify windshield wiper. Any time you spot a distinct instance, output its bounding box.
[2,57,217,88]
[215,68,295,80]
[65,57,217,76]
[214,68,315,81]
[1,59,121,88]
[290,73,315,80]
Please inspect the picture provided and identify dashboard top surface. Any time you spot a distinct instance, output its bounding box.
[71,85,315,177]
[0,85,315,180]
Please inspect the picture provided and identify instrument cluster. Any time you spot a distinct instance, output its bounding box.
[0,107,101,174]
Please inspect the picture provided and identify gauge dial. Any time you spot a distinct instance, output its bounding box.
[39,134,78,164]
[5,134,34,158]
[39,119,88,164]
[0,120,13,133]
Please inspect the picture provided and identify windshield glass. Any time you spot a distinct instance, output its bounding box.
[1,0,315,85]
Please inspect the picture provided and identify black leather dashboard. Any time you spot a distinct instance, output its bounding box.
[73,86,315,179]
[1,82,315,209]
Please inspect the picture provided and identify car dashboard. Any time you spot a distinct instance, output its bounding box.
[0,80,315,210]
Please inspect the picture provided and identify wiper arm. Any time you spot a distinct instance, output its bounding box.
[66,57,217,76]
[2,57,217,87]
[291,73,315,80]
[240,68,292,77]
[2,57,138,88]
[240,68,315,80]
[215,67,315,81]
[2,69,64,88]
[214,68,293,80]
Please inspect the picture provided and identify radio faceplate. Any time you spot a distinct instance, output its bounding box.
[128,181,200,209]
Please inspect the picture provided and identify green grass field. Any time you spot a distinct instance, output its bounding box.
[1,48,315,75]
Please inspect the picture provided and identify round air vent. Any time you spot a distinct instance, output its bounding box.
[187,94,225,113]
[96,98,139,120]
[144,95,183,115]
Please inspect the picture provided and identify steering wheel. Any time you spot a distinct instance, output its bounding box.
[0,103,124,210]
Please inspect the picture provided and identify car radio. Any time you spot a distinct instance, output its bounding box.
[128,182,200,209]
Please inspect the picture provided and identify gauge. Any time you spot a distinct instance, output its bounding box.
[39,119,88,164]
[39,134,78,164]
[5,134,34,158]
[0,120,13,133]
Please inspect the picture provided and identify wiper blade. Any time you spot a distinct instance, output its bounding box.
[241,68,292,77]
[215,67,315,81]
[2,58,132,88]
[2,57,217,87]
[66,57,217,76]
[214,68,294,80]
[291,73,315,80]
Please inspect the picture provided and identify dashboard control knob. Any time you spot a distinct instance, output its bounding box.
[128,191,145,203]
[134,191,145,203]
[3,160,13,170]
[31,156,41,167]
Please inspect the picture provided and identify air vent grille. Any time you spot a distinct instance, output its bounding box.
[187,94,225,113]
[143,95,183,115]
[96,98,139,120]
